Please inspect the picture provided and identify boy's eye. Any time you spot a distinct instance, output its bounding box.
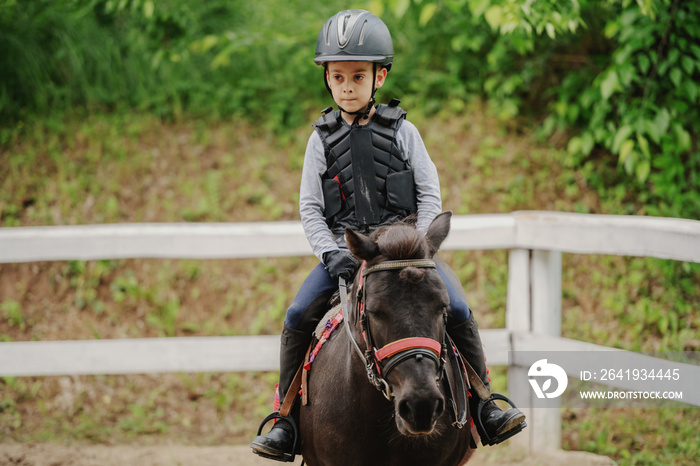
[354,75,364,80]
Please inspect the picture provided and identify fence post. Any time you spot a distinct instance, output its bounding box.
[506,248,563,451]
[530,249,562,450]
[505,248,533,450]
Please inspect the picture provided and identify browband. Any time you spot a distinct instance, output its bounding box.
[363,259,436,276]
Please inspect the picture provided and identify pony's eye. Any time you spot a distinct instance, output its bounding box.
[366,307,386,319]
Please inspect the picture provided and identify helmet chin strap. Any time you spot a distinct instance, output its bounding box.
[339,95,375,125]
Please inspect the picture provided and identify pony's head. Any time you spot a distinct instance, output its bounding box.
[345,212,452,436]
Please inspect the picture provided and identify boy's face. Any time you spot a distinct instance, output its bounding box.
[326,61,387,116]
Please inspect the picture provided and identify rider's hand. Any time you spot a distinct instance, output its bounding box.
[323,250,359,281]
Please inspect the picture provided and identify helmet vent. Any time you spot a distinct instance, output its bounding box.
[338,15,352,49]
[338,11,362,49]
[358,20,367,46]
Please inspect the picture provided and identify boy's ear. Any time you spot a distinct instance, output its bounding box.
[375,67,388,89]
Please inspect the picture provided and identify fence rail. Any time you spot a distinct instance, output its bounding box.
[3,211,698,263]
[1,211,699,451]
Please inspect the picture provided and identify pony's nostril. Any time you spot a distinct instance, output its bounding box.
[399,399,412,423]
[434,397,445,418]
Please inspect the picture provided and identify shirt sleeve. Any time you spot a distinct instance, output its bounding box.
[396,120,443,232]
[299,131,340,261]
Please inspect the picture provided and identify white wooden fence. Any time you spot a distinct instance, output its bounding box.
[1,211,699,451]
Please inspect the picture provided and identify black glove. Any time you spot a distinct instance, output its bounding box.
[323,250,359,281]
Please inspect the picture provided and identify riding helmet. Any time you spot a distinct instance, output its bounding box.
[314,10,393,70]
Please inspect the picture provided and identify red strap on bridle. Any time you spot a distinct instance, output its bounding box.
[375,337,442,362]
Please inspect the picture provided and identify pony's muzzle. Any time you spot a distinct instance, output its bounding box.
[398,394,445,434]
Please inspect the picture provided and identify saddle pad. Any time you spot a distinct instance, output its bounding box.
[305,305,344,371]
[313,305,342,339]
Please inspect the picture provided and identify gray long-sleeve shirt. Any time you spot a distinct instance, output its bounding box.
[299,119,443,261]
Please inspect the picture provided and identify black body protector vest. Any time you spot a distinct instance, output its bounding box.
[313,99,417,235]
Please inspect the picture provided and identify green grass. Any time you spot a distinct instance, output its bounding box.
[564,407,700,465]
[0,108,698,464]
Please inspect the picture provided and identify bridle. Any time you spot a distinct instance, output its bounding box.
[340,259,448,401]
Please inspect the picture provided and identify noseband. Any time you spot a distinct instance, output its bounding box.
[340,259,448,401]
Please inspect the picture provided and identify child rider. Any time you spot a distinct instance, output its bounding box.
[251,9,526,462]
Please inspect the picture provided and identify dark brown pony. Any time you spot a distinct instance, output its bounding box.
[299,212,474,466]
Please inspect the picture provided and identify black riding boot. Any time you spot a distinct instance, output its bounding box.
[449,314,526,446]
[251,325,311,462]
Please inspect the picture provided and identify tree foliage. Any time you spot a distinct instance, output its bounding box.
[558,0,700,218]
[0,0,339,127]
[1,0,698,218]
[374,0,699,219]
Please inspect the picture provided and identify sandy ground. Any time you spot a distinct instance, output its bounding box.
[0,443,617,466]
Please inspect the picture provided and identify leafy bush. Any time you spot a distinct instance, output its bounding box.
[371,0,586,117]
[556,0,700,219]
[0,0,344,127]
[374,0,699,220]
[0,0,152,119]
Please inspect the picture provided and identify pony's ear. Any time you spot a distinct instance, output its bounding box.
[425,211,452,256]
[345,227,380,261]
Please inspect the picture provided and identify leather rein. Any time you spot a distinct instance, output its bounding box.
[340,259,448,401]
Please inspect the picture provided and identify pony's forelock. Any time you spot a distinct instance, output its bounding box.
[399,267,426,284]
[373,224,428,261]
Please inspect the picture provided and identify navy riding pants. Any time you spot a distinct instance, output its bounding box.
[284,260,471,331]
